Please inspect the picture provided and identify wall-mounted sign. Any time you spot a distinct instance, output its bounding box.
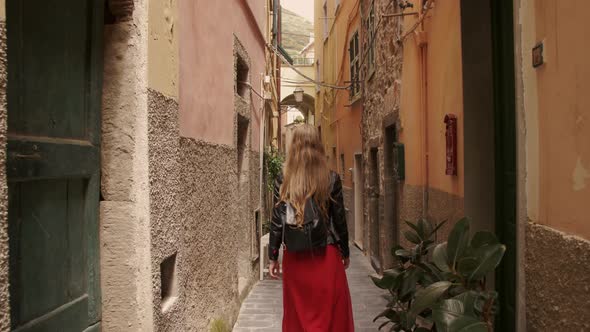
[533,42,544,68]
[444,114,458,176]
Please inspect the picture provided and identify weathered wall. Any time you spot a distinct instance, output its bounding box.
[178,0,263,150]
[360,0,404,269]
[148,0,178,98]
[0,1,9,329]
[148,87,259,330]
[398,0,464,224]
[314,0,363,257]
[359,0,466,269]
[525,223,590,331]
[525,0,590,239]
[145,1,263,330]
[100,0,155,330]
[517,0,590,328]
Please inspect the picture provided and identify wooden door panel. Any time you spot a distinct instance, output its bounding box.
[9,179,89,329]
[8,0,90,139]
[7,138,99,181]
[6,0,104,330]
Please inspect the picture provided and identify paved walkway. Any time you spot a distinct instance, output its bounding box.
[233,247,388,331]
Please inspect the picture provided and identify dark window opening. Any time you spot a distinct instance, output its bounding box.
[160,252,178,312]
[236,55,249,98]
[349,31,360,98]
[237,114,249,178]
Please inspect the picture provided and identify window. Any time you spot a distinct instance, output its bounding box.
[349,31,360,98]
[160,253,178,312]
[366,3,375,75]
[340,153,346,179]
[236,54,249,98]
[332,147,337,169]
[323,1,328,40]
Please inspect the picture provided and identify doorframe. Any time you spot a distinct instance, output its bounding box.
[490,0,518,330]
[353,152,364,250]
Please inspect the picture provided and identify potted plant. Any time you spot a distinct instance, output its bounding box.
[371,218,505,332]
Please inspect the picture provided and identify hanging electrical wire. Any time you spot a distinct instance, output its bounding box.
[267,43,351,90]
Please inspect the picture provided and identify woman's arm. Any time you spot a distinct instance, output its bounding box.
[330,173,350,258]
[268,175,284,262]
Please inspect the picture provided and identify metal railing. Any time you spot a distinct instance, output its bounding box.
[292,57,315,66]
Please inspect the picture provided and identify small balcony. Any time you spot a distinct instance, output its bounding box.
[292,57,315,66]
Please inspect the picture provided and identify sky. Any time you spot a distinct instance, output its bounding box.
[281,0,314,23]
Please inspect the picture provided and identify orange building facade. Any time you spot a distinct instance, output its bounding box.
[314,0,364,240]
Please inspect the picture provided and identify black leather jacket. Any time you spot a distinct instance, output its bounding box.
[268,171,350,261]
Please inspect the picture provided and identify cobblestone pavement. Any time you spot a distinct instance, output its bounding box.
[233,246,388,331]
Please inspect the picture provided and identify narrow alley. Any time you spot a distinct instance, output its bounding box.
[233,248,388,332]
[0,0,588,331]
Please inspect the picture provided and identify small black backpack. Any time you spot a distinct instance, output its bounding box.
[281,180,337,252]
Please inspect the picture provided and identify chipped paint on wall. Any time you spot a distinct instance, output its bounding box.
[149,0,179,99]
[573,157,590,191]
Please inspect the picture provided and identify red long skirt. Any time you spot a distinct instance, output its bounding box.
[282,244,355,332]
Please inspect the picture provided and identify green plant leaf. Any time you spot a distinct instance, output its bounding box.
[404,230,423,244]
[383,267,404,278]
[420,218,434,240]
[414,328,431,332]
[374,308,399,322]
[449,317,487,332]
[409,281,453,317]
[457,257,479,277]
[433,243,450,272]
[406,220,424,239]
[452,291,480,317]
[468,244,506,281]
[471,231,498,248]
[429,219,448,237]
[371,273,399,290]
[399,267,422,301]
[395,248,413,258]
[392,245,411,264]
[435,304,488,332]
[432,299,467,332]
[416,262,444,281]
[447,218,470,269]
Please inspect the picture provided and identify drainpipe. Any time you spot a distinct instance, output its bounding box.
[417,4,429,219]
[259,72,266,281]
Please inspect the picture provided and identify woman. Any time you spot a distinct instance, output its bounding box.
[268,124,354,332]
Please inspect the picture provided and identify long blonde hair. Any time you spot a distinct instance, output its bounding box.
[280,124,331,226]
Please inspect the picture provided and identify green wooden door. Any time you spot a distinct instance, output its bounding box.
[6,0,104,331]
[491,0,517,330]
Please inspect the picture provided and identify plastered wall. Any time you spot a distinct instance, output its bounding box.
[178,0,263,150]
[518,0,590,329]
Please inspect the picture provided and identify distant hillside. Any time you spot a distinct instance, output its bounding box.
[281,7,314,58]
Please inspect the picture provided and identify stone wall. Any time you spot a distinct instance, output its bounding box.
[0,16,9,332]
[148,86,260,330]
[100,1,155,329]
[525,223,590,331]
[360,0,406,269]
